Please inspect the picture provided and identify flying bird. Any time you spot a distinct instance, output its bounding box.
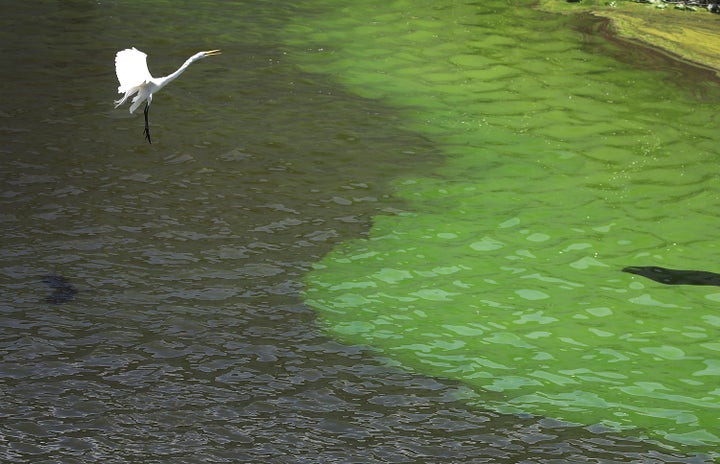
[114,47,221,144]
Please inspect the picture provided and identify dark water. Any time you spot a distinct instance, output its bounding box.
[0,1,712,462]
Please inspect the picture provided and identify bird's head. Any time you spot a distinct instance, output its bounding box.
[187,49,222,63]
[187,49,221,64]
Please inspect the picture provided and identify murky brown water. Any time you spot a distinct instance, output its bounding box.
[0,1,713,462]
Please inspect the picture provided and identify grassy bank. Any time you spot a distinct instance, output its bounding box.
[538,0,720,74]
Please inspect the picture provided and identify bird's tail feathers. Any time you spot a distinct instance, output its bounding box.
[129,94,145,114]
[114,87,140,111]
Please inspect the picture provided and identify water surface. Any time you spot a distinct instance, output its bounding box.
[0,0,715,462]
[290,0,720,458]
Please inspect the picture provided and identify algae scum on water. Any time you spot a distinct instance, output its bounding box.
[286,0,720,453]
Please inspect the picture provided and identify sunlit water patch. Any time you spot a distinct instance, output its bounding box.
[288,0,720,455]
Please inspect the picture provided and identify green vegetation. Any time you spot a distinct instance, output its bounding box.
[538,0,720,74]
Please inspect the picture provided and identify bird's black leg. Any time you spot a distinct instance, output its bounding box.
[143,102,152,144]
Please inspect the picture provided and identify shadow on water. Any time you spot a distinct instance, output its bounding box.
[0,1,713,462]
[42,275,79,304]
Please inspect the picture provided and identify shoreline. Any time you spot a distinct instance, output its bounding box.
[538,0,720,76]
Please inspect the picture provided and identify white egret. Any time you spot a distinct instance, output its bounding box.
[114,47,221,144]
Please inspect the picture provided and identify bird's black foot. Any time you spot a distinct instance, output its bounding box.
[143,101,152,144]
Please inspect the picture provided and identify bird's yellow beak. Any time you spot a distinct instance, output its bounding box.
[203,49,222,57]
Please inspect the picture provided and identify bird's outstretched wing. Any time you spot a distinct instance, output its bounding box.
[115,47,152,93]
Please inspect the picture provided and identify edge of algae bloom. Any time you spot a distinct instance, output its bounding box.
[538,0,720,75]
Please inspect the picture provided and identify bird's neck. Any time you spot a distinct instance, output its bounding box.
[155,56,198,90]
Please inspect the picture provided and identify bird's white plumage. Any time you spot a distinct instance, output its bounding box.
[115,47,152,93]
[113,47,221,142]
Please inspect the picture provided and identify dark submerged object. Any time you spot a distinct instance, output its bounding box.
[622,266,720,286]
[42,275,78,304]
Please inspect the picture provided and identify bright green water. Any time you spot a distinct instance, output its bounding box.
[288,0,720,454]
